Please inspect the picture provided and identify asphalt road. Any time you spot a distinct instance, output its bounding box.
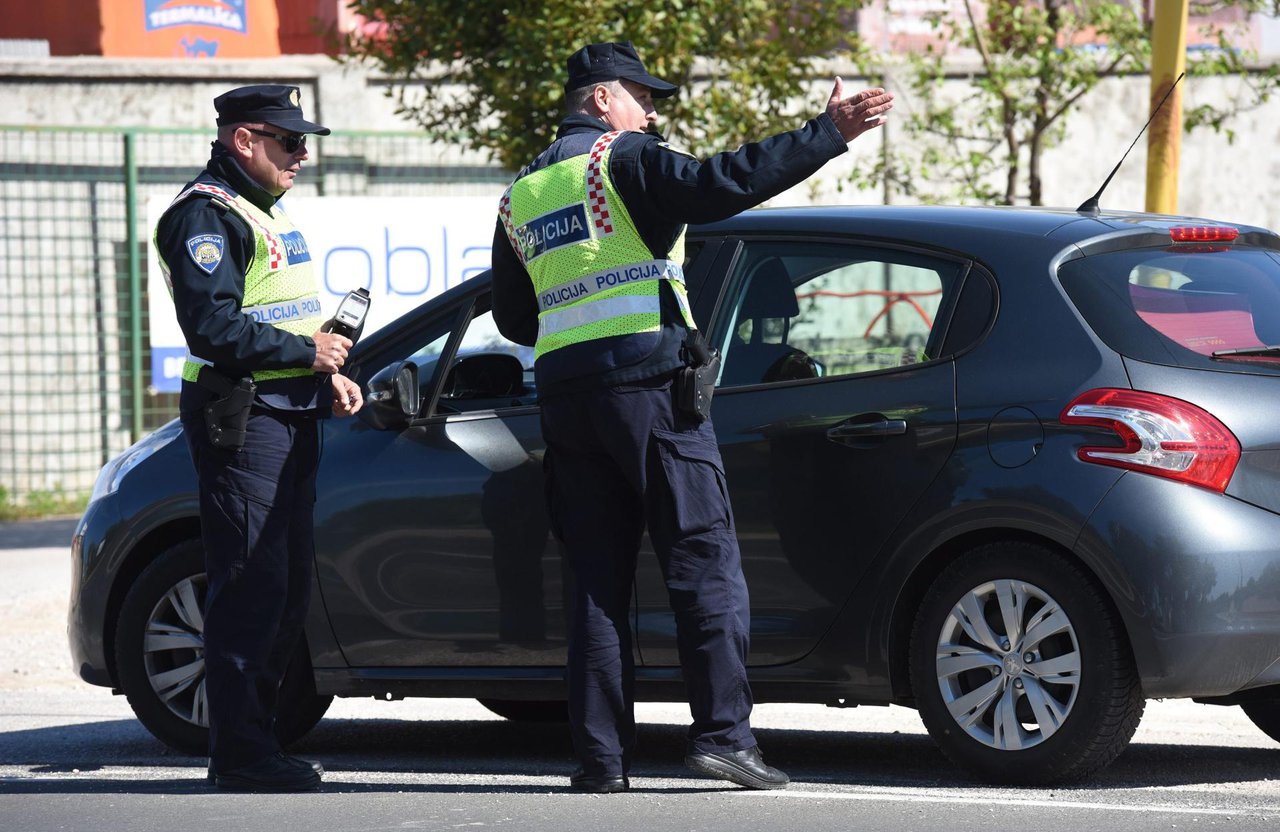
[3,517,1280,832]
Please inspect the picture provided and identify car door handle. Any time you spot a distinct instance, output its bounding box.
[826,419,908,444]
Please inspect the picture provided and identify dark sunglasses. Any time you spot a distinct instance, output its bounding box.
[246,128,307,154]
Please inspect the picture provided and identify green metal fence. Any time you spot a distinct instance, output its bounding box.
[0,126,507,505]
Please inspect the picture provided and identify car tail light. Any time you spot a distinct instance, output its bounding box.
[1060,388,1240,493]
[1169,226,1238,243]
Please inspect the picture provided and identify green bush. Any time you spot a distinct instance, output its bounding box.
[0,485,88,522]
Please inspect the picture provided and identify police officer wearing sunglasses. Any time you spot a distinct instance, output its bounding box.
[153,84,363,792]
[491,42,893,793]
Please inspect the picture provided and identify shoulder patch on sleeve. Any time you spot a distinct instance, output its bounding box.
[186,234,225,274]
[657,141,697,160]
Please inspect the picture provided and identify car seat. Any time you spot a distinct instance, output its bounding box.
[720,258,819,386]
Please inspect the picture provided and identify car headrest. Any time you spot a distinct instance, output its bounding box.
[739,258,799,319]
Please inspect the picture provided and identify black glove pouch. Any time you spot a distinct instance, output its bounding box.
[197,366,257,452]
[675,334,721,422]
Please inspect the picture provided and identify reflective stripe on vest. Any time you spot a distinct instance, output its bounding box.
[242,294,323,324]
[501,131,694,362]
[537,259,684,313]
[155,180,324,384]
[539,294,659,340]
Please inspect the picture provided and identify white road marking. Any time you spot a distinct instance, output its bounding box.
[736,786,1275,816]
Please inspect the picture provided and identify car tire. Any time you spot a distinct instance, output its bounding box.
[1240,699,1280,744]
[477,699,568,722]
[114,538,333,755]
[908,541,1144,784]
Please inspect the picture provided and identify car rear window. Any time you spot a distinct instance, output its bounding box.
[1058,246,1280,374]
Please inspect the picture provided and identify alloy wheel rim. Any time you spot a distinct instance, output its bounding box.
[934,578,1081,750]
[142,573,209,728]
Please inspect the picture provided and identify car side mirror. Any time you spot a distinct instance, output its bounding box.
[362,360,420,430]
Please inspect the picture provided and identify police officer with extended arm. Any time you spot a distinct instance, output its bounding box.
[491,42,893,793]
[154,85,363,792]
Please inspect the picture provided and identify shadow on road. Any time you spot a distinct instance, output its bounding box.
[0,518,78,550]
[1,715,1277,794]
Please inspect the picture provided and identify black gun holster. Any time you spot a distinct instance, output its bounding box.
[675,331,721,423]
[196,366,257,452]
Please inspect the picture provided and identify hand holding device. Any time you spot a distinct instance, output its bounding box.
[311,288,371,374]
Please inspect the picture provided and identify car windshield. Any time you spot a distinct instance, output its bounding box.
[1059,245,1280,373]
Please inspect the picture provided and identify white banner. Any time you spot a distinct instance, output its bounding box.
[146,194,500,392]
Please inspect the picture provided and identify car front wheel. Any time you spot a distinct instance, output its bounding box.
[113,539,333,755]
[909,542,1144,784]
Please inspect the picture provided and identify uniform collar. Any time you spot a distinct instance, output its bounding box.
[555,113,609,140]
[207,141,281,214]
[555,113,665,142]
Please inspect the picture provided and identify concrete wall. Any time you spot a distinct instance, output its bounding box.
[0,55,402,132]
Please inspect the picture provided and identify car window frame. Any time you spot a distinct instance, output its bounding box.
[699,234,978,390]
[344,295,471,389]
[681,237,726,310]
[343,276,488,421]
[938,260,998,361]
[419,293,543,422]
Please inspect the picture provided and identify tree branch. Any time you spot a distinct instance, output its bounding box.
[962,0,996,77]
[1044,51,1130,128]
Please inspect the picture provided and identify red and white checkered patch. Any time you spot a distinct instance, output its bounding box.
[498,186,524,264]
[187,183,283,270]
[586,131,622,237]
[186,183,237,204]
[261,228,282,270]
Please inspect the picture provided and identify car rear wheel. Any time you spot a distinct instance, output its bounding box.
[477,699,568,722]
[114,538,333,755]
[1240,698,1280,744]
[909,542,1144,784]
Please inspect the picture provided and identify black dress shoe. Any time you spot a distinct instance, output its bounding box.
[212,753,322,792]
[684,746,789,790]
[207,753,323,784]
[570,768,630,794]
[277,752,324,776]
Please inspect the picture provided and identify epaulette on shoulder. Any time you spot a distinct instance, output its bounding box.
[162,183,246,238]
[194,196,233,218]
[655,141,698,160]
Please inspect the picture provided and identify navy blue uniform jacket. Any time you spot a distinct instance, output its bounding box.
[491,112,848,393]
[157,142,327,415]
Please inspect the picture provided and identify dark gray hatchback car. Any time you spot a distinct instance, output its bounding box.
[71,205,1280,784]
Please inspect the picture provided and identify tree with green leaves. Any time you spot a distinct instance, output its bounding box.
[343,0,867,171]
[861,0,1280,206]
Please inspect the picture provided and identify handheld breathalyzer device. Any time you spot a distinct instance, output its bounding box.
[327,287,371,343]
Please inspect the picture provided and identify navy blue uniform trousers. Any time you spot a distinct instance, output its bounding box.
[540,374,755,777]
[181,407,319,771]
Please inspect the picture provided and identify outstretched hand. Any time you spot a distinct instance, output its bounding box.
[825,78,894,143]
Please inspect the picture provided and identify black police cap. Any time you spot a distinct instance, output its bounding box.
[214,84,331,135]
[565,41,677,98]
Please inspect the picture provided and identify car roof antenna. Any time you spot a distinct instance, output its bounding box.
[1077,71,1185,217]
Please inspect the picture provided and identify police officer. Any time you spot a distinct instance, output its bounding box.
[154,84,363,792]
[491,42,893,793]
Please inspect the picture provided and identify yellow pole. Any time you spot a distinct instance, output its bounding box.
[1146,0,1189,214]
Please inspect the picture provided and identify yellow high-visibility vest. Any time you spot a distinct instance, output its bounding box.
[500,131,695,362]
[156,181,323,383]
